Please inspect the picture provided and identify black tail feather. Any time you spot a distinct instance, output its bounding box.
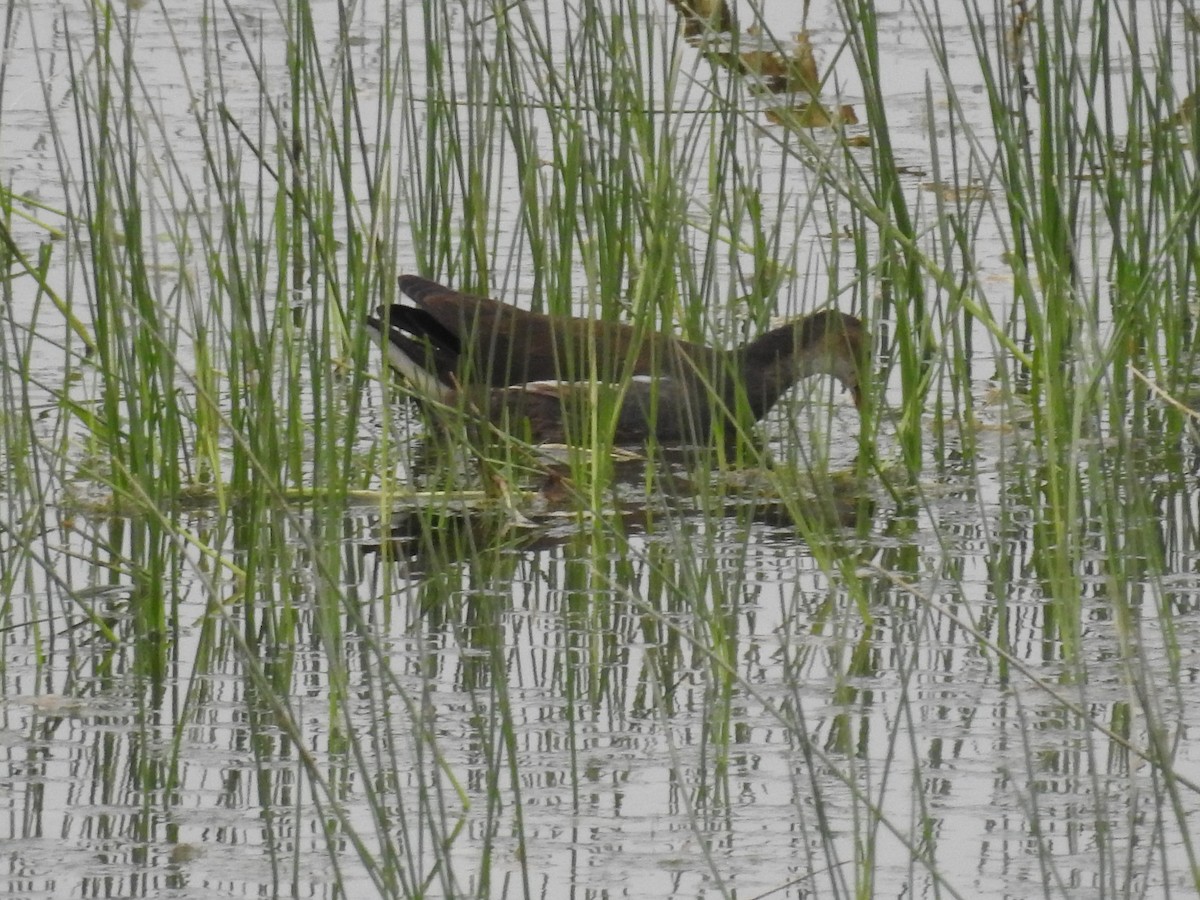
[372,304,462,355]
[366,305,463,389]
[397,274,452,306]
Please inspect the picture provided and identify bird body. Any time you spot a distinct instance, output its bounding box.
[366,276,865,444]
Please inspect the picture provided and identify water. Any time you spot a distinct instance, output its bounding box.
[3,0,1200,898]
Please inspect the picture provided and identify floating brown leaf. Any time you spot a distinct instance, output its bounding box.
[766,103,858,129]
[791,31,820,95]
[667,0,736,36]
[721,41,821,95]
[1169,92,1196,126]
[921,181,992,202]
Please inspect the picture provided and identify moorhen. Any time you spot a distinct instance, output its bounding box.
[365,275,866,444]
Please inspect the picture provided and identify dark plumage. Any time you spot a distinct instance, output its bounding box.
[365,275,866,444]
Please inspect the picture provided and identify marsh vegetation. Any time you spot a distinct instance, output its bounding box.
[2,0,1199,896]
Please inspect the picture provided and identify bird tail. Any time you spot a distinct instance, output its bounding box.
[365,307,457,401]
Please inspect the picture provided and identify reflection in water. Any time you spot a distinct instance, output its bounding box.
[2,435,1199,897]
[3,0,1200,896]
[367,454,867,570]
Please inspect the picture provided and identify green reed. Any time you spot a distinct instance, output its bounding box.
[925,0,1198,889]
[5,0,1200,895]
[1,0,877,891]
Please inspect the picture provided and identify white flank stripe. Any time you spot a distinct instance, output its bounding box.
[365,321,454,402]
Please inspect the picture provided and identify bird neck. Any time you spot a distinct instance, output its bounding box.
[733,315,860,417]
[731,323,804,417]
